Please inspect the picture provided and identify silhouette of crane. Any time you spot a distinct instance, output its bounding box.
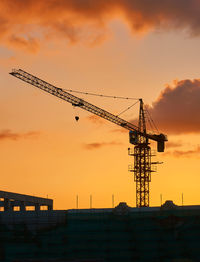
[10,69,167,207]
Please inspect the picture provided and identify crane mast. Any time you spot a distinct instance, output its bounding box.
[10,69,167,208]
[128,99,153,207]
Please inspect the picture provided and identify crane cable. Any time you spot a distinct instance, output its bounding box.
[63,88,140,118]
[117,100,139,117]
[145,106,159,133]
[63,89,139,100]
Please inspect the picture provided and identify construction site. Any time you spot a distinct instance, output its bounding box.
[1,195,200,262]
[0,69,199,262]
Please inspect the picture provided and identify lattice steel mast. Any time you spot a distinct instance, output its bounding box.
[10,69,167,207]
[128,99,155,207]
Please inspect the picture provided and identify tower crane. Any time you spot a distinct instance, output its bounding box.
[10,69,167,207]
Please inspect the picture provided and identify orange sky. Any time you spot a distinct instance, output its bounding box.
[1,0,200,209]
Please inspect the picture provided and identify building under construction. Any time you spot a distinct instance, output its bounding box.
[0,191,199,262]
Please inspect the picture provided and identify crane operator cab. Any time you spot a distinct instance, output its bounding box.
[129,130,139,145]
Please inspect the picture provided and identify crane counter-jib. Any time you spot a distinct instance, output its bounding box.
[9,69,167,150]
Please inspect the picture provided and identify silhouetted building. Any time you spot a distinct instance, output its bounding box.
[0,199,199,261]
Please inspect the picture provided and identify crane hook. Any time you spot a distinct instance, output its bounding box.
[75,116,79,121]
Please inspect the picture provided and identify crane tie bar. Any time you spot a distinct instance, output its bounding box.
[64,89,140,100]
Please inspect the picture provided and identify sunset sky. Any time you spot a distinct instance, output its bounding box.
[1,0,200,209]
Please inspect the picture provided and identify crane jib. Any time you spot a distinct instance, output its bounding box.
[9,69,167,145]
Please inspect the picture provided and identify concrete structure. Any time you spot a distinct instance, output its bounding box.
[0,190,53,212]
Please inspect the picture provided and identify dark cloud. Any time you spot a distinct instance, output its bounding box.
[1,0,200,51]
[83,141,121,150]
[88,79,200,136]
[0,130,40,141]
[147,79,200,134]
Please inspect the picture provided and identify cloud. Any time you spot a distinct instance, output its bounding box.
[8,35,40,53]
[87,115,106,125]
[147,79,200,135]
[110,128,127,134]
[166,141,183,149]
[87,78,200,136]
[0,130,40,141]
[83,141,121,150]
[1,0,200,51]
[164,146,200,158]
